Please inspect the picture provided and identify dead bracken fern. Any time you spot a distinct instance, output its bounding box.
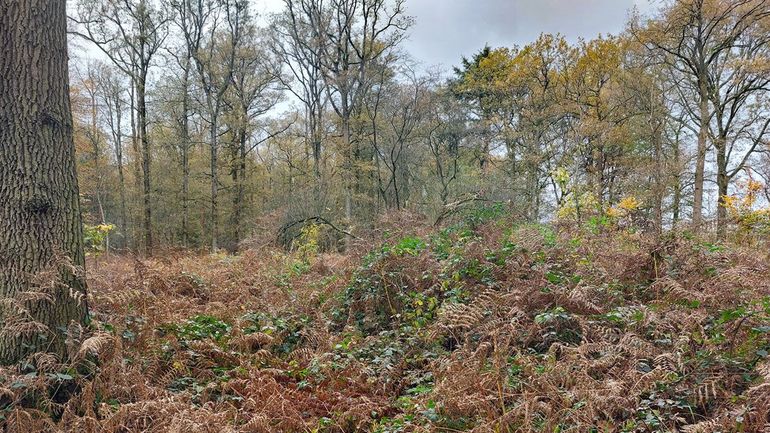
[2,218,770,432]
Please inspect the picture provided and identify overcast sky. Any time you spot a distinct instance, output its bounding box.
[256,0,659,69]
[71,0,659,70]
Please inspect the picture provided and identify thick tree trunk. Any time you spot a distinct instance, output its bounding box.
[525,148,540,222]
[0,0,89,364]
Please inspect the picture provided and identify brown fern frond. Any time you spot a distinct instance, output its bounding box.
[76,333,115,361]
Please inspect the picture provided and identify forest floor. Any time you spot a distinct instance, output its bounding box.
[3,208,770,432]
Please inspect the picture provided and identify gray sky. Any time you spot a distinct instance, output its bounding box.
[257,0,658,69]
[72,0,659,70]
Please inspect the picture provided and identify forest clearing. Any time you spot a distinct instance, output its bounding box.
[2,0,770,431]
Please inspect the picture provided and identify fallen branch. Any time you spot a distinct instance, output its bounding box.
[433,194,494,226]
[277,216,361,246]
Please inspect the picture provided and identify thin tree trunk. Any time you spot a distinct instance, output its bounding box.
[592,143,604,207]
[651,85,663,236]
[311,108,322,212]
[210,110,219,252]
[230,125,247,251]
[89,86,107,236]
[180,65,191,248]
[113,92,128,249]
[342,99,353,250]
[692,76,708,232]
[715,136,728,239]
[653,132,664,235]
[0,0,88,363]
[130,79,141,250]
[671,124,683,228]
[137,72,153,255]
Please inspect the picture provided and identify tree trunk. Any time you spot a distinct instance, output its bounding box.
[342,98,354,250]
[652,133,664,236]
[113,91,128,249]
[0,0,88,364]
[89,85,107,237]
[651,96,664,236]
[715,136,728,239]
[671,125,683,228]
[592,143,604,207]
[210,111,219,252]
[692,76,708,232]
[230,125,247,251]
[310,106,322,208]
[180,64,191,248]
[130,79,141,250]
[137,72,153,255]
[525,145,540,222]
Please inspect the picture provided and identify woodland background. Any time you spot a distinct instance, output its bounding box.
[65,0,770,255]
[4,1,770,432]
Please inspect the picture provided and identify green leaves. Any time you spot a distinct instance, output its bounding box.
[535,306,570,324]
[393,236,426,256]
[83,223,116,255]
[163,315,232,344]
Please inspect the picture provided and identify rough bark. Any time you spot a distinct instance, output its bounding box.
[0,0,88,364]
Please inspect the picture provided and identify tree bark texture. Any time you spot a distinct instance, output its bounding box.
[0,0,89,364]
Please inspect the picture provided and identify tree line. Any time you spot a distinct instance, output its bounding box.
[66,0,770,254]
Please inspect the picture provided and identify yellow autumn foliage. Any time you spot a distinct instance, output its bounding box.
[723,179,770,234]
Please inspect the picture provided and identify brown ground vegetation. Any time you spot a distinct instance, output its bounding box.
[2,210,770,432]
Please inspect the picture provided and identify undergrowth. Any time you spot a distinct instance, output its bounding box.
[2,209,770,432]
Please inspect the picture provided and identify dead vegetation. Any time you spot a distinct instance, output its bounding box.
[2,209,770,432]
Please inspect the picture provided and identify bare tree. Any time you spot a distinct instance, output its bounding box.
[368,66,427,210]
[635,0,770,232]
[98,66,130,248]
[272,0,329,206]
[174,0,247,251]
[71,0,169,254]
[226,26,282,250]
[708,15,770,237]
[426,88,465,207]
[319,0,412,233]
